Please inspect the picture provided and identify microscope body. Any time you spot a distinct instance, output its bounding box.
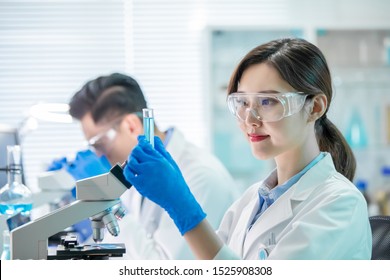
[10,164,131,260]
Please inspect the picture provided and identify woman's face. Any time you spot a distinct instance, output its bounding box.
[236,63,311,160]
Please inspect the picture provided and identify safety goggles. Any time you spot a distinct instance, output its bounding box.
[87,112,143,154]
[227,92,309,123]
[87,128,118,155]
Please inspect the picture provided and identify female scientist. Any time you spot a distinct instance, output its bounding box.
[123,38,372,259]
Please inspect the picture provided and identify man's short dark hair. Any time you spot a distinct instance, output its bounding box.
[69,73,147,124]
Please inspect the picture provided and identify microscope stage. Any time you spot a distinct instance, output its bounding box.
[47,243,126,260]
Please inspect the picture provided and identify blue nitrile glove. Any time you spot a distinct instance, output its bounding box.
[47,150,111,197]
[66,150,111,198]
[71,218,94,243]
[46,156,68,171]
[47,150,111,180]
[65,149,111,181]
[124,136,206,235]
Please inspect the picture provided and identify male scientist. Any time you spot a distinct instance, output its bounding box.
[63,73,239,259]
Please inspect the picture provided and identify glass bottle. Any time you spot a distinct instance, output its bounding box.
[0,145,32,217]
[345,108,368,149]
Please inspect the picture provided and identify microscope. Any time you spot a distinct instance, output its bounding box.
[10,163,132,260]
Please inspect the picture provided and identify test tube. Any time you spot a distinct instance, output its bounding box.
[143,108,154,148]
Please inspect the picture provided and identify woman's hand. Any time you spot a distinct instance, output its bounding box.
[123,136,206,235]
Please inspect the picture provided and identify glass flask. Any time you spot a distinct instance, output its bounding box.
[0,145,32,217]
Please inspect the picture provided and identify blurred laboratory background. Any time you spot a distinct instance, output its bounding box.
[1,0,390,216]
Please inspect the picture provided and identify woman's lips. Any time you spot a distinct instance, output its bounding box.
[248,134,269,142]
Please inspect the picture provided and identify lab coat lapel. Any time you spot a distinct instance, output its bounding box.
[243,192,293,258]
[229,194,260,257]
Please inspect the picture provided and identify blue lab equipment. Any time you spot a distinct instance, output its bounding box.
[345,109,368,149]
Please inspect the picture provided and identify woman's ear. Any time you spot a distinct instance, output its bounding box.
[307,94,327,122]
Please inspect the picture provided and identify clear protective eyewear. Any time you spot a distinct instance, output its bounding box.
[227,92,309,123]
[87,128,118,155]
[86,112,143,154]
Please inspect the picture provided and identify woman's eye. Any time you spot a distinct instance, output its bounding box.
[260,98,276,106]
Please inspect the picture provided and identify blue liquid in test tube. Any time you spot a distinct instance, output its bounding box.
[143,108,154,148]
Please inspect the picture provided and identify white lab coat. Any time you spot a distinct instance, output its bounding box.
[215,153,372,260]
[103,128,240,259]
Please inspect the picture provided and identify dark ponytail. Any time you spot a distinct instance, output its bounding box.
[228,38,356,180]
[315,117,356,181]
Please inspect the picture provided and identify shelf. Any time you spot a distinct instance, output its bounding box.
[317,29,390,68]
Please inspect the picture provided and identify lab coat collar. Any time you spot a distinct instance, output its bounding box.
[290,152,336,201]
[243,192,293,257]
[234,193,261,257]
